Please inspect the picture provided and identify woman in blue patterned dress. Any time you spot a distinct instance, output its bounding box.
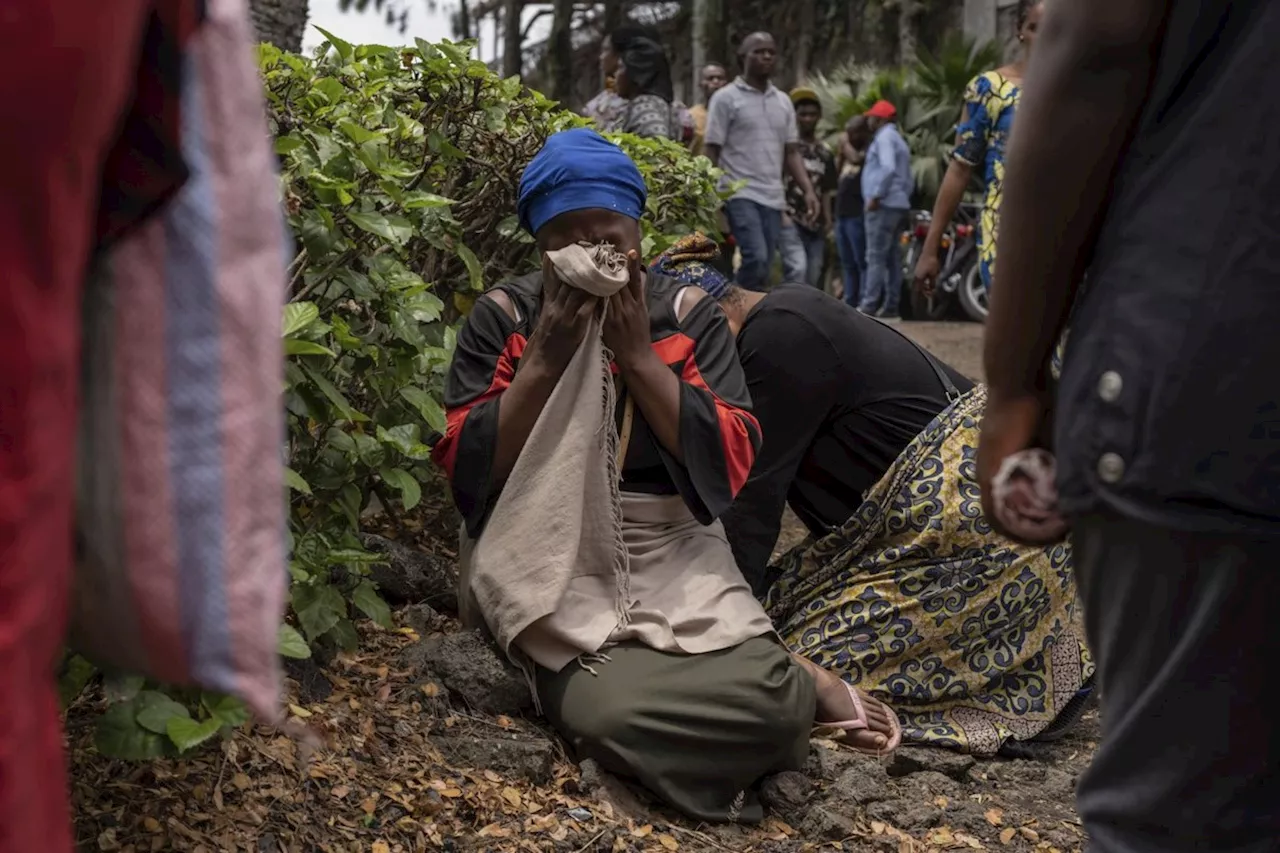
[914,1,1044,296]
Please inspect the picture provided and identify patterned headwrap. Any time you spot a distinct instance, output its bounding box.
[518,128,648,235]
[648,232,730,299]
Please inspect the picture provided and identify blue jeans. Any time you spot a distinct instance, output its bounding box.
[780,223,827,287]
[860,206,908,316]
[834,215,866,307]
[725,198,782,291]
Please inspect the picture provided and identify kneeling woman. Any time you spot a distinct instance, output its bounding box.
[652,236,1094,756]
[432,130,898,823]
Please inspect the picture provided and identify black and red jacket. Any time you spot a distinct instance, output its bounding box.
[433,271,761,538]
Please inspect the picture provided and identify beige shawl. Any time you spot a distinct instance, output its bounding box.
[459,243,634,666]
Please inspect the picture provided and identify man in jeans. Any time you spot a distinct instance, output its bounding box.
[978,1,1280,851]
[858,100,913,319]
[705,32,819,291]
[779,87,837,288]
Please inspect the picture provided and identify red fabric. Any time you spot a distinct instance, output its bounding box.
[433,333,528,477]
[865,99,897,119]
[0,4,152,850]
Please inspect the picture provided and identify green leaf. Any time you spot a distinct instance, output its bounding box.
[352,580,394,629]
[202,693,250,729]
[95,700,170,760]
[376,424,432,459]
[314,26,353,62]
[284,339,337,357]
[338,120,381,145]
[167,716,223,754]
[135,691,191,735]
[283,302,320,337]
[455,243,484,291]
[278,624,312,660]
[302,364,367,422]
[58,654,98,709]
[337,482,364,529]
[275,135,306,155]
[399,386,447,435]
[347,211,414,246]
[379,466,422,511]
[325,618,361,653]
[283,466,312,495]
[403,191,454,209]
[103,672,145,703]
[292,583,348,641]
[324,548,387,566]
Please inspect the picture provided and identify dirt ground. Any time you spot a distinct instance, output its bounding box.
[69,318,1103,853]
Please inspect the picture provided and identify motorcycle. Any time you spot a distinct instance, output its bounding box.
[898,202,985,323]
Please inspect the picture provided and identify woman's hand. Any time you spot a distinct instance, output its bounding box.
[523,265,599,376]
[603,250,652,369]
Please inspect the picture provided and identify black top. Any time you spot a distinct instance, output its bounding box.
[720,284,973,591]
[785,139,837,232]
[835,170,863,219]
[433,272,762,538]
[1054,0,1280,535]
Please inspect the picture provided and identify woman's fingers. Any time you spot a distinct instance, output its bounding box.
[626,250,644,301]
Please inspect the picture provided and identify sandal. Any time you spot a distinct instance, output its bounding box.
[814,681,903,756]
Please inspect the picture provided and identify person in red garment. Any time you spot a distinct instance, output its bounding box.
[0,4,200,848]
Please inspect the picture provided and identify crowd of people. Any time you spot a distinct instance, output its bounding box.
[444,2,1280,851]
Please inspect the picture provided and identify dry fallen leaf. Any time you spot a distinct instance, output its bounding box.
[985,807,1004,826]
[483,770,502,783]
[999,828,1017,845]
[331,785,350,800]
[871,821,887,835]
[1019,827,1040,843]
[496,715,514,729]
[657,833,679,851]
[287,704,312,719]
[501,786,522,808]
[929,827,956,847]
[231,773,251,791]
[142,817,161,833]
[935,796,950,809]
[421,682,441,698]
[371,842,391,853]
[632,824,653,838]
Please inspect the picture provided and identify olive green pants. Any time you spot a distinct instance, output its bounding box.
[537,636,816,823]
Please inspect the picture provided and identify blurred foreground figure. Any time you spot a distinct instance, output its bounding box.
[978,1,1280,850]
[1,2,286,849]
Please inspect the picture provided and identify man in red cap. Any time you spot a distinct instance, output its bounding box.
[858,99,913,320]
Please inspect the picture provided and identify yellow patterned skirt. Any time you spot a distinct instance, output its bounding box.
[765,386,1094,755]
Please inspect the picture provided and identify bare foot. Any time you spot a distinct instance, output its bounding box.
[792,654,898,753]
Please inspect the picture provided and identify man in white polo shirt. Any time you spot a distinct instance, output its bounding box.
[704,32,819,291]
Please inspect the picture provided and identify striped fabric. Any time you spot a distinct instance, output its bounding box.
[73,0,288,719]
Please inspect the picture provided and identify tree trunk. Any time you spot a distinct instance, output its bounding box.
[603,0,626,32]
[793,0,815,84]
[455,0,472,40]
[502,0,524,78]
[542,0,576,104]
[897,0,923,66]
[248,0,310,52]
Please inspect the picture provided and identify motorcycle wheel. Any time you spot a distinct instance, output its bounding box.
[958,261,989,323]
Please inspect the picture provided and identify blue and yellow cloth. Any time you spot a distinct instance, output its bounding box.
[953,70,1020,292]
[648,232,731,299]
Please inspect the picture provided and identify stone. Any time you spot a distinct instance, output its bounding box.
[401,630,532,715]
[759,771,814,813]
[435,736,556,784]
[886,746,976,782]
[799,806,862,842]
[831,763,891,806]
[400,602,447,636]
[361,533,460,610]
[866,799,942,831]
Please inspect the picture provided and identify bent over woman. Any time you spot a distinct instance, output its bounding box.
[433,129,898,822]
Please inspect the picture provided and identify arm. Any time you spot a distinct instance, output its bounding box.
[920,160,973,259]
[869,133,895,202]
[978,0,1171,532]
[720,310,835,595]
[703,90,730,168]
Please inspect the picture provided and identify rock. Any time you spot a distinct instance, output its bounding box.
[435,736,555,784]
[886,746,976,782]
[283,657,333,704]
[759,771,814,813]
[866,799,942,831]
[400,602,447,635]
[401,630,532,715]
[831,763,891,806]
[800,806,862,842]
[361,533,459,610]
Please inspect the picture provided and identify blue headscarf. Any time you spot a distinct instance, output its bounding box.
[518,128,648,236]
